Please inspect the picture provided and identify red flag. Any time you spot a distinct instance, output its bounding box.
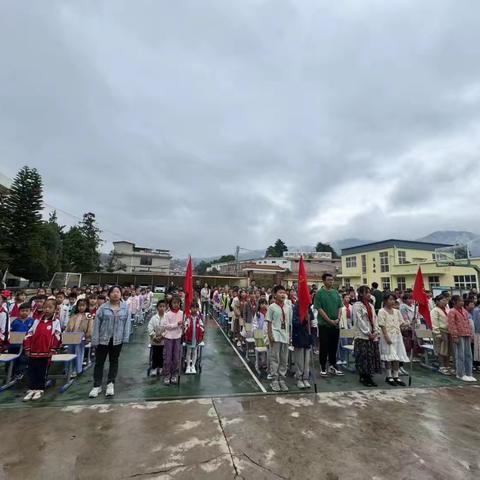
[411,266,432,329]
[297,256,311,323]
[183,256,193,317]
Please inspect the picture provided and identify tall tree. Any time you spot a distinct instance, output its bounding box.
[315,241,340,259]
[265,239,288,257]
[2,166,48,281]
[79,212,102,271]
[39,211,64,279]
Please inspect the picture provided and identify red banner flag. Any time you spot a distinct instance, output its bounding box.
[298,256,311,323]
[411,266,432,329]
[183,256,193,317]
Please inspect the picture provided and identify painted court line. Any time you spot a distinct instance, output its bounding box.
[212,317,267,394]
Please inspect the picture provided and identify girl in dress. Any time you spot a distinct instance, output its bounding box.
[377,293,409,386]
[352,286,381,387]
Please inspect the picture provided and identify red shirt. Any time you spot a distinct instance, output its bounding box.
[24,318,62,358]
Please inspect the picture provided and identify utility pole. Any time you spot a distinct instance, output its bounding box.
[235,245,240,276]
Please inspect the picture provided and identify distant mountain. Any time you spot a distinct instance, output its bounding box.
[331,238,372,254]
[416,230,479,246]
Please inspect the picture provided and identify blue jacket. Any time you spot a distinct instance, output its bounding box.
[10,317,34,333]
[92,302,130,346]
[292,304,314,348]
[472,307,480,334]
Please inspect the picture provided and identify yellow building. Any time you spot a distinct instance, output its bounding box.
[340,239,480,291]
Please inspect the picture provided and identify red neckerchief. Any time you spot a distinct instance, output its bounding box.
[171,308,180,314]
[250,299,257,311]
[361,300,374,328]
[275,301,286,329]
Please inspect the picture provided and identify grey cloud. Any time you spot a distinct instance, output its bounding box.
[1,0,480,257]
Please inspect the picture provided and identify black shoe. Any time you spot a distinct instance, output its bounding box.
[366,376,377,387]
[394,378,406,387]
[385,377,397,386]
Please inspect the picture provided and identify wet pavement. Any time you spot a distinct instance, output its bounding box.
[0,386,479,479]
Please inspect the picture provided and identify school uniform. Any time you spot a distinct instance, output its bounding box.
[448,307,474,378]
[292,304,313,382]
[65,313,93,374]
[161,309,183,380]
[0,305,9,353]
[266,302,292,382]
[184,313,205,370]
[148,313,166,370]
[23,317,62,390]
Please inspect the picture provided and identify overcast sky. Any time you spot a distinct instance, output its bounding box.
[1,1,480,257]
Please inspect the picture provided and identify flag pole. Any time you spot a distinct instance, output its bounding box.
[308,310,318,394]
[408,301,418,387]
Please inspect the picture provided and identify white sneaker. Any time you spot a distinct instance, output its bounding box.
[191,365,197,374]
[297,380,305,389]
[185,366,191,374]
[465,376,477,382]
[236,341,242,347]
[105,383,115,397]
[150,369,158,377]
[329,366,345,376]
[303,380,311,388]
[32,390,44,401]
[23,390,35,402]
[89,386,102,398]
[320,370,328,377]
[267,373,274,380]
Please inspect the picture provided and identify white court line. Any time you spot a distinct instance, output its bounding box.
[212,317,267,394]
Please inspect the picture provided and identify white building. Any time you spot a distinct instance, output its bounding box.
[113,241,171,274]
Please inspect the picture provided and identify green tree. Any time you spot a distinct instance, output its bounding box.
[265,239,288,257]
[62,226,90,272]
[315,241,339,259]
[79,212,102,270]
[39,211,64,279]
[194,260,212,275]
[216,254,235,263]
[0,191,10,273]
[2,166,48,281]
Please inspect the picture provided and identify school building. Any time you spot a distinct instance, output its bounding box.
[112,241,172,274]
[340,239,480,291]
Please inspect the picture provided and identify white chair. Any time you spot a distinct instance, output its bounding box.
[244,323,256,357]
[0,332,25,391]
[253,329,268,373]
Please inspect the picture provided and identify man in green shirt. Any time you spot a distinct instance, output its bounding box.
[371,282,383,313]
[314,273,344,377]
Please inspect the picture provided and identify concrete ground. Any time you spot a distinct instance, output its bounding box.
[1,319,479,479]
[0,387,479,479]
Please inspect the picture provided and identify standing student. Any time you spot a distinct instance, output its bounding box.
[472,301,480,371]
[89,286,130,398]
[337,293,353,365]
[266,285,292,392]
[23,298,62,401]
[0,294,9,353]
[8,291,27,321]
[147,300,167,377]
[55,292,70,331]
[314,273,344,377]
[377,293,409,386]
[352,286,381,387]
[32,295,47,321]
[161,295,183,385]
[200,283,210,317]
[244,290,258,325]
[431,294,453,375]
[184,303,205,374]
[448,295,476,382]
[371,282,383,313]
[65,299,93,376]
[292,302,313,389]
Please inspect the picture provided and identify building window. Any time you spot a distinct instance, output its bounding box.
[380,252,389,272]
[398,250,407,264]
[381,277,391,291]
[453,275,477,290]
[140,256,152,266]
[428,276,440,288]
[397,277,406,291]
[361,255,367,274]
[432,253,436,260]
[362,278,367,285]
[344,278,351,288]
[346,256,357,268]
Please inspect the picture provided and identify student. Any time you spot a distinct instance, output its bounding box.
[371,282,383,313]
[161,295,184,385]
[200,283,210,316]
[472,301,480,371]
[292,302,313,389]
[243,290,258,325]
[65,299,93,376]
[67,292,78,316]
[96,294,106,310]
[448,295,476,382]
[8,291,27,321]
[32,295,47,321]
[87,295,98,318]
[184,303,205,374]
[231,290,242,347]
[147,300,167,377]
[89,286,130,398]
[337,293,353,365]
[314,273,344,377]
[0,294,10,353]
[352,286,381,387]
[55,292,70,331]
[23,298,62,401]
[378,293,409,386]
[465,298,476,370]
[266,285,292,392]
[431,294,452,375]
[9,303,34,375]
